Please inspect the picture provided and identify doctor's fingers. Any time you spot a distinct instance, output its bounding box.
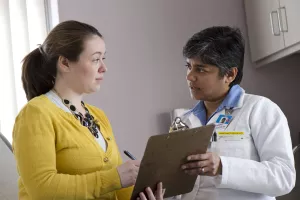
[183,167,207,175]
[187,153,211,161]
[182,160,210,170]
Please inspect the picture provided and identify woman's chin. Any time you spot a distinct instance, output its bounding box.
[86,85,101,94]
[190,93,204,101]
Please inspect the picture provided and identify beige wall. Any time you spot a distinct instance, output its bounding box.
[58,0,300,159]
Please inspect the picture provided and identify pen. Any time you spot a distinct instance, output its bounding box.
[124,150,136,160]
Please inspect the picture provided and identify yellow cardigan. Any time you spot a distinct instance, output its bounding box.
[12,95,132,200]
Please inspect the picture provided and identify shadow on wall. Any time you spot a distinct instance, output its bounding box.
[156,112,173,134]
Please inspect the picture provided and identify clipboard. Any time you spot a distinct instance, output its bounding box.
[131,124,215,200]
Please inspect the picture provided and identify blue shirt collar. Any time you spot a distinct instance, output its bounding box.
[188,85,243,125]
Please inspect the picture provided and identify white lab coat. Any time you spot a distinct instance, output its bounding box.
[169,91,296,200]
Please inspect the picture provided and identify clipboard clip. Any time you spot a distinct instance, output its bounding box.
[170,117,189,132]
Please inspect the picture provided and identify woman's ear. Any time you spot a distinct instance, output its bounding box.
[225,67,238,84]
[57,56,70,73]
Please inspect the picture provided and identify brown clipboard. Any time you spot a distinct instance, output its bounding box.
[131,124,215,200]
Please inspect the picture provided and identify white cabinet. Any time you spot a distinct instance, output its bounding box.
[279,0,300,48]
[245,0,284,61]
[244,0,300,67]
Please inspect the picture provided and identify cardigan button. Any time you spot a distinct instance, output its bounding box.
[104,157,109,162]
[107,137,111,141]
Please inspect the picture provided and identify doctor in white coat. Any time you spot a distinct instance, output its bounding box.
[171,26,296,200]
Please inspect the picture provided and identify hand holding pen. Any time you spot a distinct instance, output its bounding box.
[116,150,140,188]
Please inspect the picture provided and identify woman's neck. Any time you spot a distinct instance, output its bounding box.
[53,83,85,113]
[204,98,225,118]
[204,90,229,119]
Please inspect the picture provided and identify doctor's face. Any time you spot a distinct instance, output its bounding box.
[186,58,230,101]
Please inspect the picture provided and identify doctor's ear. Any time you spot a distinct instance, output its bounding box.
[225,67,238,84]
[57,56,71,72]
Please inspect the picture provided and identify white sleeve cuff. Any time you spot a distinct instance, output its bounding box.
[218,156,229,187]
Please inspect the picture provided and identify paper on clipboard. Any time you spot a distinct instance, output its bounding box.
[131,124,215,200]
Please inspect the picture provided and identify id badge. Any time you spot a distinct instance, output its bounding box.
[215,114,233,131]
[216,114,233,125]
[210,114,234,151]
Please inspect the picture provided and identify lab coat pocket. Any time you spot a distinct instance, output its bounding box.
[215,131,252,159]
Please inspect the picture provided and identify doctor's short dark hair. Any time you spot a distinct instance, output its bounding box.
[183,26,245,87]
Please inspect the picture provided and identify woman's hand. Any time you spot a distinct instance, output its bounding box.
[181,152,222,176]
[137,182,165,200]
[117,160,140,188]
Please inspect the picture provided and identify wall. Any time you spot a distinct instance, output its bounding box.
[58,0,300,159]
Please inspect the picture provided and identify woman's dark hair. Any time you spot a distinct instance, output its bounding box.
[183,26,245,87]
[22,20,103,101]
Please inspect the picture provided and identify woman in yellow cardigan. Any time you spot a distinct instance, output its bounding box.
[13,20,163,200]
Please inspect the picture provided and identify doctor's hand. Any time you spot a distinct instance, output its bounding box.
[117,160,140,188]
[137,182,165,200]
[181,152,222,176]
